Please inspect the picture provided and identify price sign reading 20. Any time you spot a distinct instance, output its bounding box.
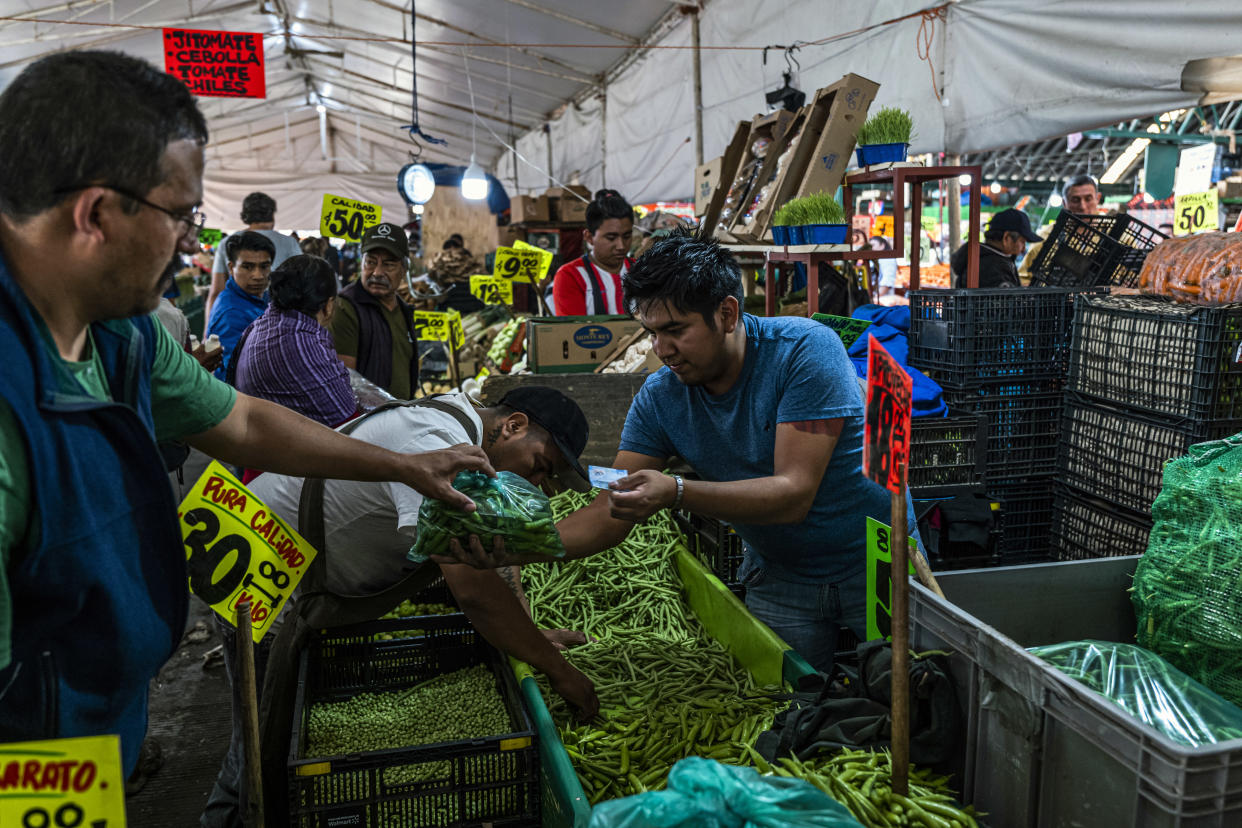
[178,462,317,641]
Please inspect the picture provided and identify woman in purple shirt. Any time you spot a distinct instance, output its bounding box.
[230,254,359,434]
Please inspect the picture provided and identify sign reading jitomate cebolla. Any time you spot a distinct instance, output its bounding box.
[163,28,265,98]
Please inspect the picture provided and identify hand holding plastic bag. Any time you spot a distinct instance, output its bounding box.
[407,470,567,564]
[1030,640,1242,747]
[587,757,863,828]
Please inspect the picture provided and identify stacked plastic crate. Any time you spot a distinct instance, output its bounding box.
[909,288,1080,563]
[1053,294,1242,560]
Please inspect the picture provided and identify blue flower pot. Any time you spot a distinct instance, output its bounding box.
[771,225,792,245]
[855,142,909,167]
[804,224,849,244]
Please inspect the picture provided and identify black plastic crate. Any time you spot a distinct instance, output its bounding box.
[1067,294,1242,422]
[1028,211,1165,288]
[909,413,987,488]
[942,382,1063,479]
[908,288,1075,387]
[679,510,744,590]
[1050,484,1154,562]
[1057,394,1242,516]
[989,478,1055,561]
[288,615,539,828]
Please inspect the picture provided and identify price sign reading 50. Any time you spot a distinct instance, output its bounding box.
[0,735,127,828]
[178,462,317,641]
[319,193,382,242]
[1173,190,1219,236]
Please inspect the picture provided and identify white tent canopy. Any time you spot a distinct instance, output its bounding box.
[2,0,1241,226]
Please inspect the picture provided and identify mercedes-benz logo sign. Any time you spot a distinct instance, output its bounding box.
[376,224,392,237]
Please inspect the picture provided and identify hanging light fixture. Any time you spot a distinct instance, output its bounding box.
[461,154,489,201]
[397,163,436,205]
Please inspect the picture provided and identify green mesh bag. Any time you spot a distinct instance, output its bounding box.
[1133,434,1242,706]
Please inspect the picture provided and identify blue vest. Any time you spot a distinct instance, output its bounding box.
[0,251,186,775]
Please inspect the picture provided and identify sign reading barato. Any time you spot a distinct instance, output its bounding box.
[163,28,265,98]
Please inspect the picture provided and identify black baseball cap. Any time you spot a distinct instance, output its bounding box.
[360,222,409,259]
[499,386,591,492]
[987,208,1043,242]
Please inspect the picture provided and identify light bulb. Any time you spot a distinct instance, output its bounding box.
[1049,193,1064,208]
[461,156,489,201]
[958,173,972,186]
[412,203,425,215]
[989,181,1002,194]
[398,163,436,205]
[316,104,326,114]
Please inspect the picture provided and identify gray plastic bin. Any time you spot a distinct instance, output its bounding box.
[911,557,1242,827]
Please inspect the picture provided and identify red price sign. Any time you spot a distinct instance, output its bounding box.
[863,334,912,494]
[163,28,266,98]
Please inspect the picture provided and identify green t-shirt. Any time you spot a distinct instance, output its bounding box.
[0,315,237,668]
[330,296,415,400]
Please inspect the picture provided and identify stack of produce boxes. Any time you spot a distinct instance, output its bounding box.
[909,288,1080,563]
[1053,294,1242,559]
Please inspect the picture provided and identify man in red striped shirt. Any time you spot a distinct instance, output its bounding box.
[551,189,634,315]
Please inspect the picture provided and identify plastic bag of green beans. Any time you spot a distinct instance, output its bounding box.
[407,470,567,563]
[1030,640,1242,747]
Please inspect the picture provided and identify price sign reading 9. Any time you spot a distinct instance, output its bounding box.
[178,462,316,641]
[493,248,544,283]
[0,735,127,828]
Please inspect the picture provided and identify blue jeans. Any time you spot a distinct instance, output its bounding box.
[739,553,867,675]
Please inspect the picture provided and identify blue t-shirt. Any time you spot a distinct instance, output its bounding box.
[205,278,267,381]
[619,313,917,583]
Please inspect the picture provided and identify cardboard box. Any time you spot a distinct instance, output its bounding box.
[796,73,881,199]
[695,157,724,216]
[726,109,802,241]
[1218,177,1242,199]
[527,315,643,374]
[744,74,880,242]
[510,194,550,224]
[702,121,751,237]
[546,185,591,223]
[497,224,525,248]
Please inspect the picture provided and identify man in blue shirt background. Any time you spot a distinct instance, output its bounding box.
[451,230,919,672]
[206,230,272,381]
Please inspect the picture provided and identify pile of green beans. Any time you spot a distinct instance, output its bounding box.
[306,664,511,785]
[542,639,785,804]
[761,750,981,828]
[530,491,981,828]
[529,493,784,803]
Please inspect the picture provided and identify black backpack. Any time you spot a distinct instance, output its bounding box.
[755,641,961,768]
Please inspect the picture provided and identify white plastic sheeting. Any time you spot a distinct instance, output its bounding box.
[497,0,1242,203]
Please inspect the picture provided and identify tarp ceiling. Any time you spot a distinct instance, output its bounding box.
[2,0,1242,228]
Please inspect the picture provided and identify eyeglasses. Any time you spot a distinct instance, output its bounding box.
[54,183,207,239]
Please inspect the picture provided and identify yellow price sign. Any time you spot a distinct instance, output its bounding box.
[0,735,127,827]
[179,462,317,641]
[494,244,551,284]
[1174,190,1219,236]
[319,193,382,242]
[514,239,554,277]
[415,309,464,350]
[470,274,513,305]
[873,214,895,237]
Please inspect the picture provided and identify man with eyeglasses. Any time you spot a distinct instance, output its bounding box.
[204,231,274,381]
[331,222,419,399]
[0,51,491,782]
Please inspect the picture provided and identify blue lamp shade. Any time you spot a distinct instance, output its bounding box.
[461,156,490,201]
[397,163,436,205]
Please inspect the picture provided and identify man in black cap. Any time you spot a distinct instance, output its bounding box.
[331,221,419,397]
[204,384,597,827]
[952,208,1043,288]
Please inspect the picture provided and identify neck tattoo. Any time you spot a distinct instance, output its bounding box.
[484,423,503,448]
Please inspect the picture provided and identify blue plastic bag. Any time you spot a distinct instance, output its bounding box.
[587,758,863,828]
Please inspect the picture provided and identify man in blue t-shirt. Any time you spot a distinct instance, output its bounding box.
[447,231,918,671]
[205,230,273,381]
